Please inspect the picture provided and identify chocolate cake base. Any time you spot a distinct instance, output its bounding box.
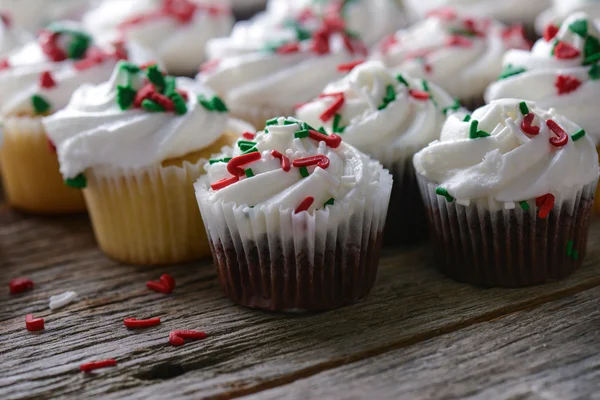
[209,231,384,312]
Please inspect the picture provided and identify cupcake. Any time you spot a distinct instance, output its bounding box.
[0,22,154,214]
[201,19,367,129]
[43,61,252,265]
[413,99,599,287]
[195,116,393,311]
[82,0,234,76]
[536,0,600,35]
[485,13,600,211]
[371,9,531,110]
[296,60,464,244]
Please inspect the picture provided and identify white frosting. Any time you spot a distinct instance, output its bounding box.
[0,12,29,58]
[402,0,550,24]
[296,61,463,163]
[485,13,600,143]
[202,31,367,113]
[0,0,90,30]
[413,99,599,205]
[536,0,600,34]
[0,22,155,116]
[43,62,230,179]
[83,0,234,76]
[203,116,382,215]
[371,11,531,100]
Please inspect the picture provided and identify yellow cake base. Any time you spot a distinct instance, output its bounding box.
[0,116,86,214]
[83,132,237,266]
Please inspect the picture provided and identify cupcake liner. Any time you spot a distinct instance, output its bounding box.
[0,115,86,214]
[417,174,597,287]
[83,128,244,266]
[195,167,393,311]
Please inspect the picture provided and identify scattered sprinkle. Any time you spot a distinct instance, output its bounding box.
[435,187,454,202]
[146,274,175,294]
[9,277,34,294]
[547,120,569,147]
[295,196,315,214]
[169,330,207,347]
[555,74,582,95]
[498,64,526,80]
[519,201,530,211]
[25,314,44,332]
[292,155,331,170]
[299,166,309,178]
[32,94,51,114]
[571,129,586,141]
[521,113,540,135]
[124,317,161,329]
[80,359,117,373]
[543,24,559,42]
[49,291,78,310]
[536,193,555,219]
[519,101,529,115]
[271,150,291,172]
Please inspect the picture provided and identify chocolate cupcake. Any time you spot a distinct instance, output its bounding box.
[195,116,393,311]
[296,60,465,244]
[413,99,599,287]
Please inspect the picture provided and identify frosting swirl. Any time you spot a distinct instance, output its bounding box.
[203,116,382,215]
[371,10,531,100]
[43,62,230,180]
[536,0,600,34]
[485,13,600,143]
[0,22,154,116]
[413,99,599,206]
[83,0,234,76]
[296,60,463,162]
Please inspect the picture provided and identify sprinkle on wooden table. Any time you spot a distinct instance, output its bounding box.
[169,330,207,347]
[9,277,34,294]
[49,291,78,310]
[25,314,44,331]
[124,317,161,329]
[80,359,117,373]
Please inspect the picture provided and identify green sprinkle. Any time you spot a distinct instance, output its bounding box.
[318,126,328,135]
[589,63,600,80]
[519,101,529,115]
[31,94,51,114]
[422,80,430,92]
[242,147,258,154]
[572,129,586,141]
[67,35,90,59]
[209,159,222,164]
[211,96,228,112]
[378,103,388,110]
[164,76,176,96]
[197,95,214,111]
[301,121,316,131]
[475,130,490,138]
[463,114,471,122]
[283,119,297,125]
[295,129,310,139]
[141,99,165,112]
[499,64,526,80]
[333,113,346,133]
[324,198,335,207]
[384,84,396,103]
[238,140,257,152]
[146,65,166,89]
[568,19,588,37]
[295,26,312,41]
[443,99,462,115]
[119,62,141,74]
[244,168,254,178]
[266,117,279,126]
[169,92,188,115]
[519,201,529,211]
[396,74,409,87]
[573,250,580,261]
[550,39,559,56]
[65,173,87,189]
[469,120,479,138]
[583,36,600,65]
[117,85,136,110]
[435,187,454,202]
[299,166,309,178]
[566,240,574,257]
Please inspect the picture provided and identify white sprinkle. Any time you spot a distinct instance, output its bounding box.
[341,176,356,187]
[313,167,340,186]
[292,138,306,153]
[49,291,78,310]
[317,140,327,155]
[456,199,471,207]
[285,149,294,158]
[504,201,516,210]
[277,116,287,125]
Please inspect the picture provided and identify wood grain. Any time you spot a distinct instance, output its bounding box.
[1,206,600,399]
[244,287,600,400]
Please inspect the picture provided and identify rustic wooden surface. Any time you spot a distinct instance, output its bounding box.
[1,204,599,400]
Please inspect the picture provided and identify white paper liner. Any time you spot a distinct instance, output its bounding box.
[195,166,393,311]
[417,173,597,287]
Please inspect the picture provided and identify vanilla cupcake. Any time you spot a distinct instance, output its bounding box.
[82,0,234,76]
[413,99,598,287]
[0,22,154,214]
[536,0,600,35]
[195,116,392,311]
[371,10,531,109]
[297,61,463,244]
[43,61,251,265]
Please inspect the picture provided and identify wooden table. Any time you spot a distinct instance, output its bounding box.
[1,204,599,400]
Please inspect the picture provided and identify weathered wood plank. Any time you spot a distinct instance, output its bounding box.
[1,207,600,399]
[243,287,600,400]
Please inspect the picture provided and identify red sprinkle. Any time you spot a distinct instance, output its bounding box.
[169,330,207,346]
[463,18,485,37]
[446,34,472,47]
[227,152,262,177]
[536,194,555,219]
[308,130,342,148]
[211,176,239,191]
[380,34,398,54]
[124,317,161,329]
[544,24,560,42]
[424,63,433,74]
[39,71,56,89]
[0,12,12,28]
[242,132,255,140]
[547,120,569,147]
[427,8,457,21]
[554,41,581,59]
[146,274,175,294]
[134,83,156,108]
[199,59,220,73]
[0,58,10,70]
[555,74,582,95]
[271,150,291,172]
[295,196,315,214]
[337,59,365,73]
[276,41,300,54]
[160,274,175,291]
[25,314,44,331]
[521,113,540,135]
[39,31,67,62]
[319,93,345,123]
[148,92,175,111]
[501,25,526,41]
[292,155,331,170]
[80,359,117,373]
[10,277,34,294]
[409,89,430,101]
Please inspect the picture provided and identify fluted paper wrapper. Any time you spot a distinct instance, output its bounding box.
[0,116,86,214]
[417,174,596,287]
[195,168,393,312]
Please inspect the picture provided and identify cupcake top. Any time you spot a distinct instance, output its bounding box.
[201,116,383,216]
[296,61,463,163]
[0,22,154,117]
[201,20,367,113]
[536,0,600,34]
[43,62,230,184]
[0,0,90,31]
[402,1,550,25]
[371,9,531,100]
[413,99,599,209]
[485,13,600,142]
[0,12,29,58]
[82,0,234,76]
